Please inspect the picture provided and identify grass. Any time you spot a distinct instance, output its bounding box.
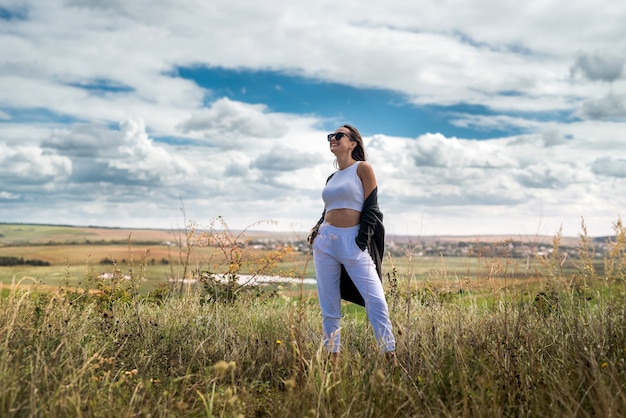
[1,218,625,416]
[0,223,180,245]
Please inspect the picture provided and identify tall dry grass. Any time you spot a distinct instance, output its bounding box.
[0,218,625,417]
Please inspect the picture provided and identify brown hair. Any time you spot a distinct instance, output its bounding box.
[342,124,366,161]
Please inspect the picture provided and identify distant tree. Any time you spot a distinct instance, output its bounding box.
[99,257,116,265]
[0,256,49,266]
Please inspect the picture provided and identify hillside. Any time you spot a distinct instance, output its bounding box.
[0,222,592,247]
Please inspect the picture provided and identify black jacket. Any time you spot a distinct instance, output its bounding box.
[310,183,385,306]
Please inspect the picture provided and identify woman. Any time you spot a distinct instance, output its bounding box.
[309,124,397,366]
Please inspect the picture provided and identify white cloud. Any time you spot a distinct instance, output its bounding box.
[250,146,324,172]
[578,93,626,120]
[41,119,194,186]
[0,0,625,237]
[0,191,20,200]
[409,133,517,168]
[571,51,625,82]
[592,157,626,178]
[0,143,72,184]
[515,162,590,189]
[178,98,291,144]
[110,119,195,183]
[541,129,569,147]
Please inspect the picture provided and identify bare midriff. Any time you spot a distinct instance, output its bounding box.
[325,208,361,228]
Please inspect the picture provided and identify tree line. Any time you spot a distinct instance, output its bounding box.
[0,256,50,266]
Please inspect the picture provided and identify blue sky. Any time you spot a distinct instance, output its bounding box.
[175,66,523,139]
[0,0,625,238]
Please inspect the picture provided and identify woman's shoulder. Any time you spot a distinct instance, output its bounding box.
[356,160,374,174]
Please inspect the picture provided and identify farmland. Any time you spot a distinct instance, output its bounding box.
[1,221,625,417]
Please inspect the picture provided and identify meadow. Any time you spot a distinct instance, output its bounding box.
[1,219,625,417]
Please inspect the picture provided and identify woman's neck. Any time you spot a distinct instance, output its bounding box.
[336,155,356,170]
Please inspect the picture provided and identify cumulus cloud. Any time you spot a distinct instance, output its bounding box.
[449,113,540,131]
[0,143,72,185]
[578,93,626,120]
[224,160,249,178]
[541,129,569,147]
[112,119,195,181]
[43,119,194,186]
[410,133,517,168]
[570,51,625,82]
[591,157,626,178]
[43,124,122,157]
[515,162,588,189]
[1,1,625,236]
[250,146,324,172]
[178,98,290,143]
[0,191,21,200]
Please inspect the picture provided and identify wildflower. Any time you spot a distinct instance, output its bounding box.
[276,339,282,345]
[213,360,230,376]
[601,362,608,368]
[283,378,296,391]
[225,388,238,405]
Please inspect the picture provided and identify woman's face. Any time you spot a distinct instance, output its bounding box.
[328,127,353,155]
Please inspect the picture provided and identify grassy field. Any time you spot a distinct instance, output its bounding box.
[1,221,625,416]
[0,223,179,245]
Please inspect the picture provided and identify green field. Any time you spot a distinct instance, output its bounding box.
[0,222,610,298]
[1,222,625,416]
[0,223,175,244]
[0,223,319,297]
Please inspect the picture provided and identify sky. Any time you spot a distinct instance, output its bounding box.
[0,0,625,239]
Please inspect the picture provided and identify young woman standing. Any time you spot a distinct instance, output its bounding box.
[309,124,397,367]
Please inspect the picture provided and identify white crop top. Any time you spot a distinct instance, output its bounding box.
[322,161,364,212]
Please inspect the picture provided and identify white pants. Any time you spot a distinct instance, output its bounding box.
[313,222,395,353]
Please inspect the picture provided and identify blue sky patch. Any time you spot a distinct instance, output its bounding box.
[174,66,529,139]
[153,135,208,146]
[69,79,134,95]
[0,6,27,20]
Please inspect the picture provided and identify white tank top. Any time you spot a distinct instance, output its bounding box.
[322,161,364,212]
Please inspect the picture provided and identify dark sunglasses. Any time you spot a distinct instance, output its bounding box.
[327,132,349,142]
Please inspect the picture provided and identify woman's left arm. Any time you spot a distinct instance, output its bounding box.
[357,161,377,198]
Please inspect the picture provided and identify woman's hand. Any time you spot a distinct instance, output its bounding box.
[307,226,319,245]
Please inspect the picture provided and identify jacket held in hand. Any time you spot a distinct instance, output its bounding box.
[310,185,385,306]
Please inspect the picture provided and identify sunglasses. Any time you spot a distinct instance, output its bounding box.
[327,132,349,142]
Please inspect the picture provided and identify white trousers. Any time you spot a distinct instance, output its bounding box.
[313,222,395,353]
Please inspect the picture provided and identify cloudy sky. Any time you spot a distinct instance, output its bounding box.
[1,0,625,238]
